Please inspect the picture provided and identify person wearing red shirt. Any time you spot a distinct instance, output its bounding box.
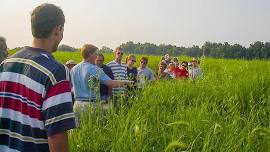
[175,61,189,79]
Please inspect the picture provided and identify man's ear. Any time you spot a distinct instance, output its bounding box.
[53,25,64,37]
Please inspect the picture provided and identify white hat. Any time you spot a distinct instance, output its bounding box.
[65,60,76,65]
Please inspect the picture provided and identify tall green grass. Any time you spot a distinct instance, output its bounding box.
[8,49,270,151]
[39,51,270,151]
[49,51,270,152]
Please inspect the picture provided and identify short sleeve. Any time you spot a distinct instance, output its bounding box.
[42,67,76,136]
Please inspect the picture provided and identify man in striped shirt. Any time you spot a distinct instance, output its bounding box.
[0,3,76,152]
[107,47,128,107]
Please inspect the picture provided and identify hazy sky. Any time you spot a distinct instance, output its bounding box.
[1,0,270,49]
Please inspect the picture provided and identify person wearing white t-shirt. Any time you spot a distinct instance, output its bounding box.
[137,57,155,88]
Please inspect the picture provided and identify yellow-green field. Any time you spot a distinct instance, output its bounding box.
[8,49,269,151]
[49,51,270,151]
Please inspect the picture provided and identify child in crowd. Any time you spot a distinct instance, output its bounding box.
[158,61,171,79]
[126,55,138,90]
[167,63,175,79]
[189,58,203,80]
[175,61,189,79]
[172,57,179,67]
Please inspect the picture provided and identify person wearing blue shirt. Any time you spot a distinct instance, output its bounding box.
[70,44,132,125]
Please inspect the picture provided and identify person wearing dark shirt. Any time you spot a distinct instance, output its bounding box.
[95,53,114,102]
[0,36,8,63]
[0,4,76,152]
[126,55,137,91]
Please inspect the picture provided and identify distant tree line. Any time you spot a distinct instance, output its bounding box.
[10,41,270,59]
[119,41,270,59]
[57,45,114,53]
[58,44,77,52]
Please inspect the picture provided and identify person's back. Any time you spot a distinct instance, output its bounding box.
[0,47,75,151]
[0,3,75,152]
[71,45,132,115]
[71,60,109,101]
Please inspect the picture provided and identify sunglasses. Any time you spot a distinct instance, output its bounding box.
[141,61,146,64]
[117,52,123,55]
[132,60,136,63]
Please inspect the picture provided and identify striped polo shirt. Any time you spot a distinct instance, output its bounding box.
[0,47,76,152]
[106,61,128,95]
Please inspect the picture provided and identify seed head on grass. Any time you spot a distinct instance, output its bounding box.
[166,121,189,127]
[165,140,188,152]
[134,124,140,135]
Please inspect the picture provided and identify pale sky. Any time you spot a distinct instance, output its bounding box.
[1,0,270,49]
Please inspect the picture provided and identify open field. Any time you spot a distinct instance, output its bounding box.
[8,49,270,151]
[9,49,265,151]
[49,51,270,151]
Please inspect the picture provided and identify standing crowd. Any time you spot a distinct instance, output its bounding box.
[0,3,202,152]
[158,54,203,80]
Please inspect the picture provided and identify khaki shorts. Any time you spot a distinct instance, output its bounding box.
[73,101,95,126]
[73,101,112,126]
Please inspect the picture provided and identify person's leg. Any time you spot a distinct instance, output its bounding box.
[73,101,91,127]
[73,101,83,127]
[112,95,120,112]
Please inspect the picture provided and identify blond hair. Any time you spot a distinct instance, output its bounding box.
[114,46,122,53]
[81,44,98,59]
[125,54,136,63]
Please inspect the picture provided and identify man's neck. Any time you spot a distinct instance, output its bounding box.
[32,38,53,53]
[140,66,146,69]
[84,59,95,65]
[99,64,104,68]
[127,65,133,69]
[115,59,121,64]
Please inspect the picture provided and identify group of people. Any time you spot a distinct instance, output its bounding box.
[64,50,203,108]
[63,47,203,123]
[158,54,203,80]
[0,3,203,152]
[64,46,157,117]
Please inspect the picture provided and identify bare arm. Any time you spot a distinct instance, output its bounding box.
[105,80,133,88]
[108,85,113,98]
[48,131,69,152]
